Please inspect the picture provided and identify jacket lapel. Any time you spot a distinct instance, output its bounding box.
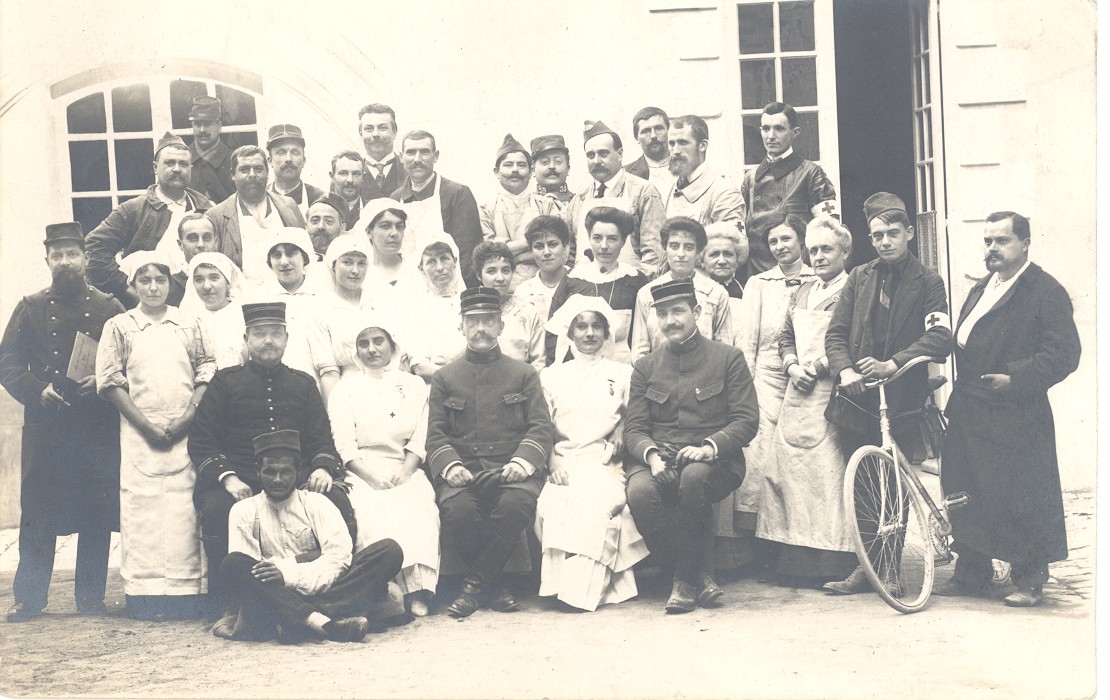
[854,263,878,348]
[884,257,925,355]
[222,201,241,261]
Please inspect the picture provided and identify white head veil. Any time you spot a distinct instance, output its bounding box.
[180,252,246,316]
[546,294,620,365]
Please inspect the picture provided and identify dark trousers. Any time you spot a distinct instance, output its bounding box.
[221,538,402,632]
[953,544,1049,589]
[13,523,110,610]
[198,485,355,613]
[440,479,537,587]
[626,461,729,581]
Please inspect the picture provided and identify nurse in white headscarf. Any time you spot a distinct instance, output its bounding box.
[180,252,247,370]
[535,294,648,611]
[395,232,467,381]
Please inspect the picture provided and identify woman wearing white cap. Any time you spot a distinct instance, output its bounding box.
[181,252,247,370]
[535,295,648,611]
[356,198,410,288]
[396,232,467,381]
[327,317,439,616]
[309,235,400,403]
[96,250,216,621]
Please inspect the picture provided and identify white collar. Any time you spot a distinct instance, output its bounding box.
[593,169,624,195]
[645,154,670,169]
[155,186,187,207]
[992,260,1031,288]
[768,147,794,163]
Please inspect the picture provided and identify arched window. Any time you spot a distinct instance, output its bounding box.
[64,77,261,233]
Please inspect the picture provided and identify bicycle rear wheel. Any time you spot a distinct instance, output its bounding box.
[844,446,935,613]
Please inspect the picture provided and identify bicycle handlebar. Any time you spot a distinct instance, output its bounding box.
[860,355,947,390]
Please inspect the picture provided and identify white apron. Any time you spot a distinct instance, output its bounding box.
[399,177,446,263]
[238,201,283,290]
[118,322,205,596]
[756,304,854,551]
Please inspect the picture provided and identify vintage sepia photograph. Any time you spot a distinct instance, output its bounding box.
[0,0,1097,697]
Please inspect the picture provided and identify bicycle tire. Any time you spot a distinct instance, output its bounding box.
[844,445,935,613]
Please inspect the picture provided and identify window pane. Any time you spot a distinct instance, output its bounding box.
[795,111,820,160]
[742,114,765,165]
[782,56,817,107]
[171,80,208,130]
[112,84,152,132]
[69,141,109,192]
[67,93,106,134]
[215,84,257,126]
[223,131,259,150]
[923,108,932,157]
[738,3,774,55]
[118,195,140,206]
[779,1,815,52]
[115,139,155,190]
[72,197,113,235]
[922,57,931,104]
[740,59,776,110]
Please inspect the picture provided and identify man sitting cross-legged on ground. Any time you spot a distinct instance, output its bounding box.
[215,429,403,643]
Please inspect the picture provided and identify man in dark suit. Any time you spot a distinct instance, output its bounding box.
[0,222,125,621]
[265,124,325,219]
[357,103,404,201]
[624,106,670,186]
[426,287,554,618]
[624,279,760,613]
[822,191,952,594]
[205,145,306,285]
[329,150,368,230]
[86,132,213,308]
[391,129,483,287]
[936,212,1080,607]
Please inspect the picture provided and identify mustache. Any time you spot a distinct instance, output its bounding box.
[663,324,684,333]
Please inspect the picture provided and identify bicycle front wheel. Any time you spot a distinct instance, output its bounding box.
[844,446,935,613]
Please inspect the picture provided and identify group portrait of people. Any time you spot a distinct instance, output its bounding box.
[0,91,1081,644]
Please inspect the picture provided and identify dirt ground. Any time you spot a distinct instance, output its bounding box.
[0,489,1095,700]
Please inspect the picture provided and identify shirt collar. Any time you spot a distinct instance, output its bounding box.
[767,147,794,163]
[594,169,625,195]
[645,154,670,169]
[666,328,703,355]
[155,186,187,207]
[465,344,502,364]
[992,260,1031,288]
[126,305,184,330]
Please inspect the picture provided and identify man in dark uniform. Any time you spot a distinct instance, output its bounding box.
[531,135,574,204]
[822,192,953,594]
[624,279,759,613]
[0,222,125,621]
[85,132,213,308]
[426,287,554,618]
[266,123,325,219]
[188,96,234,204]
[188,301,352,620]
[937,212,1080,607]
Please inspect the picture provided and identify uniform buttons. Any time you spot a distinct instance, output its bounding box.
[52,350,59,355]
[268,406,274,411]
[471,446,479,454]
[266,386,272,392]
[51,332,57,337]
[49,316,56,321]
[84,313,90,318]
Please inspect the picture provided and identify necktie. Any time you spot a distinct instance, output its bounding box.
[373,163,385,189]
[879,276,891,309]
[596,182,607,198]
[676,176,690,190]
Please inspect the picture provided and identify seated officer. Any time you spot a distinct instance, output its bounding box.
[624,279,759,613]
[215,429,402,643]
[822,192,952,594]
[425,287,554,618]
[188,301,354,620]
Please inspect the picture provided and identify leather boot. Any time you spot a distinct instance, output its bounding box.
[665,578,698,614]
[447,576,484,618]
[822,565,871,595]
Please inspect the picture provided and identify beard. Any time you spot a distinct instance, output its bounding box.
[53,268,86,296]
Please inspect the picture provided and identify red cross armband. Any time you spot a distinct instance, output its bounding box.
[810,199,840,220]
[925,311,951,331]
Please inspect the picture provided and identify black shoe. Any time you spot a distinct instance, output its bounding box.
[446,577,483,618]
[933,576,989,598]
[1002,586,1043,607]
[276,623,317,645]
[488,586,520,613]
[665,579,698,614]
[6,602,43,623]
[326,616,370,642]
[76,597,108,616]
[696,575,724,608]
[823,566,870,595]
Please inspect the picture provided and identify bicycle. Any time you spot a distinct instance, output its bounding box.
[840,354,967,613]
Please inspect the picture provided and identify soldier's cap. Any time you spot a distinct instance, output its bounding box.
[530,134,569,161]
[188,96,222,122]
[154,131,189,158]
[253,429,301,459]
[459,286,502,316]
[863,192,907,223]
[43,221,84,248]
[242,301,286,327]
[582,120,619,145]
[267,123,305,149]
[311,193,348,221]
[650,279,698,307]
[495,133,531,168]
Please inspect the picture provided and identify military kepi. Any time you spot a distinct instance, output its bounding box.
[242,301,286,326]
[530,134,569,161]
[189,95,222,122]
[495,133,531,167]
[650,279,697,307]
[863,192,907,223]
[267,123,305,149]
[253,429,301,459]
[459,286,502,315]
[43,221,84,247]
